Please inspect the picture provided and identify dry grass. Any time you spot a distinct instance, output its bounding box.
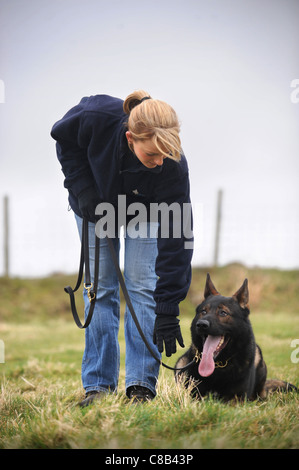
[0,266,298,449]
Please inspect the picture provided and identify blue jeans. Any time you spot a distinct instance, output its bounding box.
[75,214,161,397]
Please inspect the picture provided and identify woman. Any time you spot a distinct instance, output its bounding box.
[51,90,193,405]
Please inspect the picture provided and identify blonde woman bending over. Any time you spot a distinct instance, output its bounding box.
[51,90,193,406]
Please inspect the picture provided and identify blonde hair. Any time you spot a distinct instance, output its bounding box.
[123,90,181,161]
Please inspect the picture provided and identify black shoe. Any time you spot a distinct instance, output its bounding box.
[78,391,105,408]
[127,386,155,403]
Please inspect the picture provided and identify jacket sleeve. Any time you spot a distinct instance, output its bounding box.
[50,103,95,197]
[153,168,193,316]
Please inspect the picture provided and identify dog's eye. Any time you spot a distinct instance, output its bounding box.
[200,310,207,316]
[219,310,228,317]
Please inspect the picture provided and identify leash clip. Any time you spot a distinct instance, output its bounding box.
[84,283,96,303]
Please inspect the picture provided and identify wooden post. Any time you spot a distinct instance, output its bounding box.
[213,189,223,267]
[4,195,9,277]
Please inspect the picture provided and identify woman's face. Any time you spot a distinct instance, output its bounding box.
[126,131,166,169]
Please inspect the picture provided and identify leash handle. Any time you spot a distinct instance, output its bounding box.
[64,218,99,329]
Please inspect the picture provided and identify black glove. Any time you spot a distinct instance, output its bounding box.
[153,315,184,357]
[78,187,100,222]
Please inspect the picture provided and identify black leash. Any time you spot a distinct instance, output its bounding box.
[64,218,196,372]
[64,218,100,329]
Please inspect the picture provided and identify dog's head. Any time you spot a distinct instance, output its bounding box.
[191,273,252,377]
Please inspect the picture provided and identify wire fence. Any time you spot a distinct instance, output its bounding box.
[1,191,299,278]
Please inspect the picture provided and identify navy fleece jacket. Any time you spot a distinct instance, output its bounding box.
[51,94,193,317]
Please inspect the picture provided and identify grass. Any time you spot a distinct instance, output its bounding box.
[0,265,298,449]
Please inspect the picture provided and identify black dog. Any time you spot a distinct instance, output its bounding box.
[175,274,297,401]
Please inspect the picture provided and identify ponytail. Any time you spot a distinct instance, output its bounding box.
[123,90,152,114]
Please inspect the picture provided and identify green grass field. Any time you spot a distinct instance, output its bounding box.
[0,265,298,449]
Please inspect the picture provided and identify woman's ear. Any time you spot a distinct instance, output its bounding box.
[125,131,133,144]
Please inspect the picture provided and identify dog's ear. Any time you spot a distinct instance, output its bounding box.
[233,279,249,310]
[204,273,220,298]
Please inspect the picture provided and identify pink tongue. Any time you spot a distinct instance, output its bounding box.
[198,335,222,377]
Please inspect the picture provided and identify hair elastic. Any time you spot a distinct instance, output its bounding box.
[140,96,151,104]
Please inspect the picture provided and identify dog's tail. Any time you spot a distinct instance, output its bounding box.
[262,379,298,397]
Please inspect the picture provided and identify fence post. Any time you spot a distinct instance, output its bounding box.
[213,189,223,267]
[4,195,9,277]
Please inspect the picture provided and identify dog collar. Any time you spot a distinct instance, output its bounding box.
[194,349,229,369]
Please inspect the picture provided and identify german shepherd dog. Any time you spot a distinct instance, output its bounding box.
[175,274,297,401]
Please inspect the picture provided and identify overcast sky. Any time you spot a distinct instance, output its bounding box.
[0,0,298,277]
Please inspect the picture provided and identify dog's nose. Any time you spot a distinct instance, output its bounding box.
[196,319,210,330]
